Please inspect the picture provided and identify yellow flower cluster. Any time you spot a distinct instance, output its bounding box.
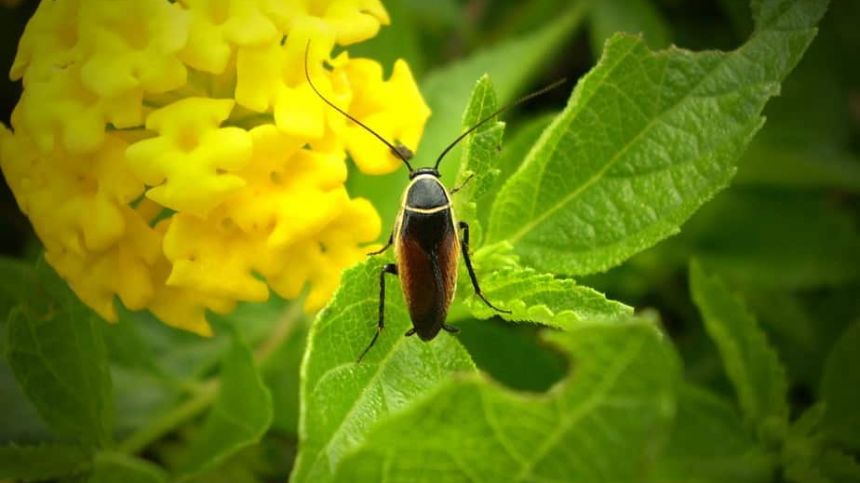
[1,0,430,335]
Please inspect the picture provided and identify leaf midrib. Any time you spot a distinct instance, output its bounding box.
[504,44,734,247]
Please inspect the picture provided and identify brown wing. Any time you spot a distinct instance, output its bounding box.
[396,209,459,341]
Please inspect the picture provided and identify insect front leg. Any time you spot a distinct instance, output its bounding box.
[357,263,398,363]
[367,231,393,256]
[458,221,511,314]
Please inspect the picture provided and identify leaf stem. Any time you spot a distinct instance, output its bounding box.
[117,380,217,455]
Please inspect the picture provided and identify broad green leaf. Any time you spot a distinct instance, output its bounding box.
[452,74,504,245]
[689,261,788,434]
[819,322,860,451]
[588,0,671,59]
[4,262,113,447]
[0,256,33,322]
[291,260,476,483]
[103,313,162,373]
[0,259,53,441]
[116,306,226,382]
[348,4,588,232]
[462,251,632,327]
[487,0,828,276]
[0,356,53,442]
[334,318,679,482]
[88,452,167,483]
[477,113,555,228]
[180,330,273,476]
[654,384,772,483]
[0,443,91,480]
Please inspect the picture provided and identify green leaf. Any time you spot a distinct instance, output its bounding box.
[654,384,773,483]
[689,261,788,435]
[180,330,273,476]
[685,190,859,290]
[452,74,505,246]
[736,5,860,193]
[487,0,827,276]
[455,75,504,200]
[476,113,555,229]
[463,247,632,327]
[88,452,167,483]
[0,357,53,442]
[744,292,828,388]
[334,318,679,482]
[818,449,860,482]
[0,443,92,480]
[737,143,860,193]
[781,402,860,483]
[261,320,307,435]
[819,321,860,451]
[347,4,588,232]
[456,318,566,393]
[4,261,113,447]
[290,260,476,483]
[0,256,34,322]
[588,0,671,59]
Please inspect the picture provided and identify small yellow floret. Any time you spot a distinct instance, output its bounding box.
[125,98,252,217]
[77,0,190,97]
[180,0,280,74]
[338,57,431,174]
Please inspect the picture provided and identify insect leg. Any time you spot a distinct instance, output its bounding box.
[458,221,511,314]
[404,328,416,337]
[367,231,394,256]
[442,324,460,333]
[357,263,398,363]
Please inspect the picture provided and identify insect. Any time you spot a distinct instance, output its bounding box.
[304,44,564,362]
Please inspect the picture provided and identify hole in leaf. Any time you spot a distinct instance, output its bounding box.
[457,317,568,392]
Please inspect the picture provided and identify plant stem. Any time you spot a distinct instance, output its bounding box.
[117,379,217,454]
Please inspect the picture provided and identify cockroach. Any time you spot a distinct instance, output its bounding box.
[304,44,564,362]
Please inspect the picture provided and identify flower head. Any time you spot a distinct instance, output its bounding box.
[1,0,430,334]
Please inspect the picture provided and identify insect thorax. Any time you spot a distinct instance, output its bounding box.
[404,175,449,211]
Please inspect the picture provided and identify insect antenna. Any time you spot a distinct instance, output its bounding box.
[304,42,415,173]
[433,78,567,171]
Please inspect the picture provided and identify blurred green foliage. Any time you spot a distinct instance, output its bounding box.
[1,0,858,482]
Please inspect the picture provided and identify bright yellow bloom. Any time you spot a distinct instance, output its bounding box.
[1,0,430,334]
[125,98,252,217]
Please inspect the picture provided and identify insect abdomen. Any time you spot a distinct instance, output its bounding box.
[396,207,459,341]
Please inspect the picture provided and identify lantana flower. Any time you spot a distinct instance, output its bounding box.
[1,0,431,335]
